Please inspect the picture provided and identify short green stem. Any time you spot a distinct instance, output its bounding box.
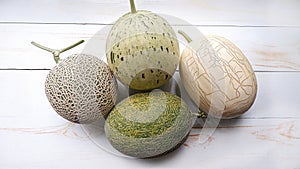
[130,0,137,13]
[192,109,208,119]
[178,30,192,43]
[31,40,84,64]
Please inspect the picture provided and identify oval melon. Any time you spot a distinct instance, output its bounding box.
[180,35,257,119]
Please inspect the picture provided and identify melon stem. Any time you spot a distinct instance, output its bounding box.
[130,0,137,13]
[31,40,84,64]
[178,30,192,43]
[31,41,54,53]
[192,110,208,119]
[60,40,84,53]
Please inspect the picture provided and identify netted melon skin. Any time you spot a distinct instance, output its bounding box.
[105,92,193,158]
[106,10,180,90]
[45,54,118,124]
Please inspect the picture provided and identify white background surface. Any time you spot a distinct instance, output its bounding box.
[0,0,300,169]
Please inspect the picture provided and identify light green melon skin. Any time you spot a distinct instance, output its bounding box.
[104,92,193,158]
[106,10,180,90]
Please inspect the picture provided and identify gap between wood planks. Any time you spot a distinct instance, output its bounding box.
[1,22,300,28]
[1,68,300,73]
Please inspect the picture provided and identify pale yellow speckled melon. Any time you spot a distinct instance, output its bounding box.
[106,0,180,90]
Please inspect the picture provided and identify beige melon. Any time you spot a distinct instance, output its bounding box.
[45,54,118,123]
[32,41,118,123]
[179,35,257,119]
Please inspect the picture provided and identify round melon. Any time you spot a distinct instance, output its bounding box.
[45,53,118,124]
[106,0,180,90]
[104,92,193,158]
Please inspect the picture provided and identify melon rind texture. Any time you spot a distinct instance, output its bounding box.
[45,54,118,124]
[180,36,257,119]
[105,92,193,158]
[106,10,180,90]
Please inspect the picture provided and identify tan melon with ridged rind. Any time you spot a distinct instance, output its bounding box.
[45,54,118,124]
[104,92,193,158]
[106,0,180,90]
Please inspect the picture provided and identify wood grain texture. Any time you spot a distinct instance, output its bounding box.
[0,24,299,71]
[1,0,299,168]
[2,119,299,169]
[0,0,299,26]
[0,70,299,121]
[0,73,299,169]
[1,103,299,169]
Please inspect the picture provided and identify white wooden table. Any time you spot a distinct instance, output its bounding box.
[1,0,300,168]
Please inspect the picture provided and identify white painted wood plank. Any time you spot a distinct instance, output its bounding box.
[0,0,300,26]
[0,70,299,120]
[0,24,299,71]
[1,109,299,168]
[0,70,299,168]
[1,119,299,169]
[0,24,98,69]
[241,72,300,119]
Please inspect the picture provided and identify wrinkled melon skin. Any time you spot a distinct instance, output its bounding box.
[106,10,180,90]
[45,54,118,124]
[104,92,193,158]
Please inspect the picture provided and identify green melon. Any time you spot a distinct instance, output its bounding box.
[104,92,193,158]
[106,0,180,90]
